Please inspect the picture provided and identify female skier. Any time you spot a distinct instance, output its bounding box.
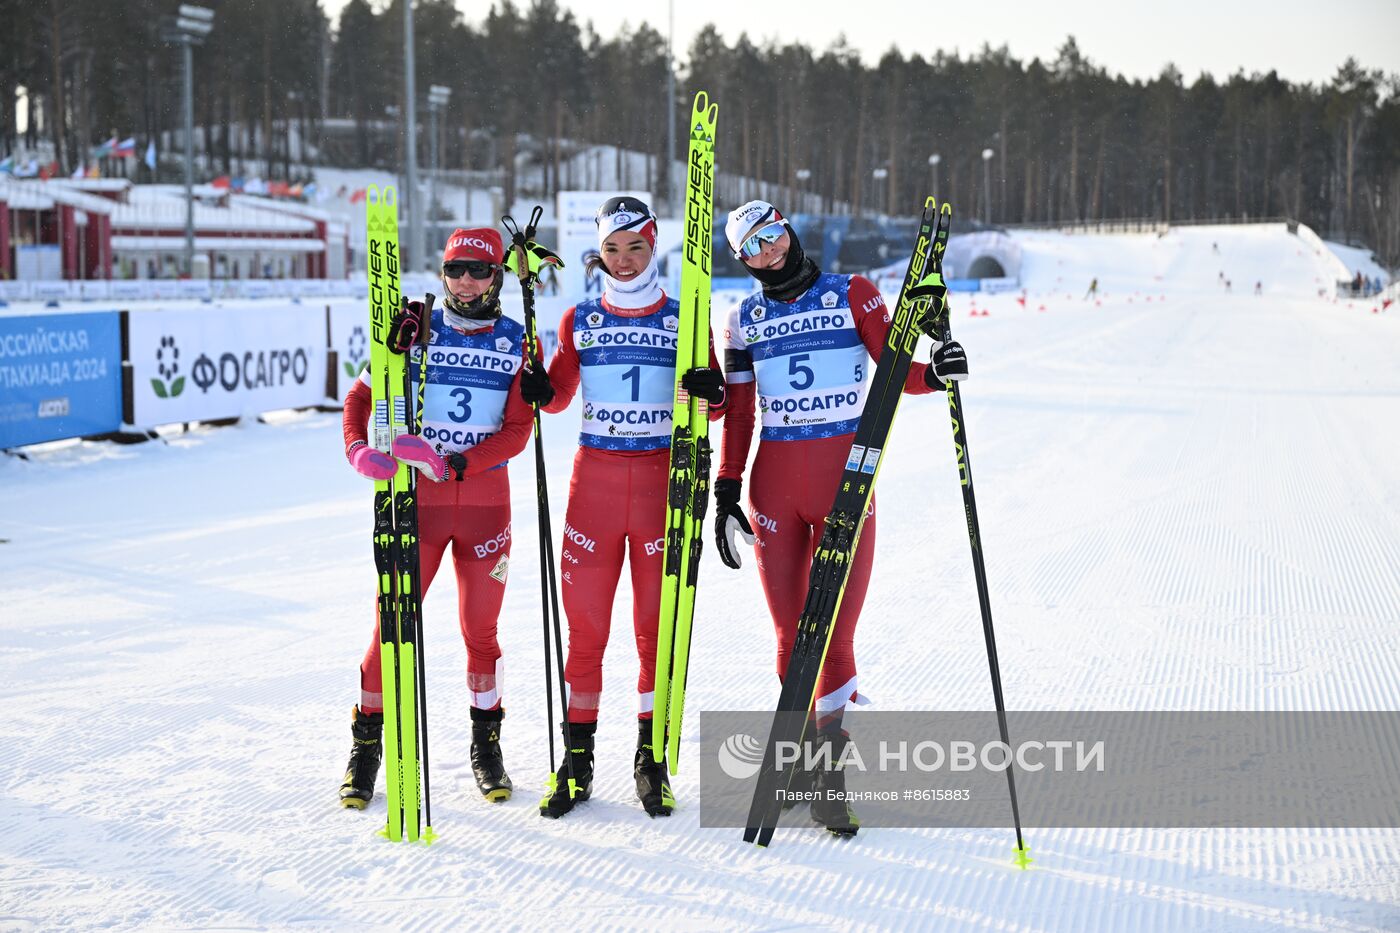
[519,196,727,819]
[712,200,967,835]
[338,227,533,809]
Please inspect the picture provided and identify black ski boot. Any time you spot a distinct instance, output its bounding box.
[809,726,860,837]
[339,706,383,810]
[470,706,513,803]
[634,717,675,817]
[539,721,595,819]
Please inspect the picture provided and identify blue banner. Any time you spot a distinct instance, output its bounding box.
[0,312,123,448]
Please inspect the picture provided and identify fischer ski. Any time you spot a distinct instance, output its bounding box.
[365,184,433,843]
[742,197,950,848]
[653,91,720,771]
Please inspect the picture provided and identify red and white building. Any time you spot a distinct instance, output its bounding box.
[0,178,348,281]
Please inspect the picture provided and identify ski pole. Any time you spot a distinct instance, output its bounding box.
[929,300,1029,869]
[502,208,575,797]
[412,292,436,842]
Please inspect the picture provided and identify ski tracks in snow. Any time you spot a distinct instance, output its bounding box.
[2,228,1399,930]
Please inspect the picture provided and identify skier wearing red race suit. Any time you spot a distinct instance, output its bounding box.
[518,196,727,819]
[338,227,533,809]
[713,200,969,834]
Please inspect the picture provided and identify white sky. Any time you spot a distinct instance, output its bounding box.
[323,0,1399,86]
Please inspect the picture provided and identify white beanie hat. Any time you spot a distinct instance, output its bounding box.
[724,199,788,258]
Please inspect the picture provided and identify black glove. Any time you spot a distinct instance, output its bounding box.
[925,339,968,387]
[388,299,425,354]
[714,478,756,570]
[681,366,726,405]
[519,362,554,406]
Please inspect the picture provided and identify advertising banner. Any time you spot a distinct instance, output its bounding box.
[0,281,31,302]
[31,280,73,302]
[126,305,326,427]
[79,280,112,301]
[327,302,369,403]
[0,311,122,447]
[110,281,145,301]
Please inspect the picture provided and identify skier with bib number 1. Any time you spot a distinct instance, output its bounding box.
[519,196,727,819]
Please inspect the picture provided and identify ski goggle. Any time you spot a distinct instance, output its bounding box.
[443,260,497,280]
[737,221,788,259]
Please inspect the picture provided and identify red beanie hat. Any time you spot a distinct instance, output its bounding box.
[442,228,504,265]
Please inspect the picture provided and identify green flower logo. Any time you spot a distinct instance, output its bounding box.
[151,335,186,398]
[344,325,368,378]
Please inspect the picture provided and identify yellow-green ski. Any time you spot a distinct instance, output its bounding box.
[365,184,433,844]
[654,91,719,771]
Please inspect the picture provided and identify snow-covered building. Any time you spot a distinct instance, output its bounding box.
[0,176,115,280]
[1,178,345,281]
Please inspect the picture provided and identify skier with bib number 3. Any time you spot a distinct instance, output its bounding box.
[337,227,535,810]
[518,196,727,819]
[713,200,968,836]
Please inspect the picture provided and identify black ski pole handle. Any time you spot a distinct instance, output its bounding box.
[420,294,435,347]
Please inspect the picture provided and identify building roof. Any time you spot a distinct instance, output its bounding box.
[230,194,348,237]
[36,181,119,214]
[110,235,327,253]
[50,178,134,195]
[0,178,55,210]
[112,188,317,235]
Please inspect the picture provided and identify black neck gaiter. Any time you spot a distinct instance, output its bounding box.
[745,228,821,302]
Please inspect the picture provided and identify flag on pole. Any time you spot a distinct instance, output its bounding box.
[114,137,137,158]
[144,140,157,170]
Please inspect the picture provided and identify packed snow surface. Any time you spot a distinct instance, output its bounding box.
[3,225,1398,930]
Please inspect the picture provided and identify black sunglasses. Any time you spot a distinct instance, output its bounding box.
[443,260,497,280]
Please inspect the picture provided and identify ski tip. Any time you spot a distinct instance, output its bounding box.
[693,90,709,111]
[1012,844,1033,870]
[367,184,380,205]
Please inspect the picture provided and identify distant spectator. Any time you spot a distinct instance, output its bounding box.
[1084,277,1099,300]
[1254,281,1262,296]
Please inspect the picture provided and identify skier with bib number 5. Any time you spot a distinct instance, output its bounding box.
[338,227,535,810]
[714,200,968,836]
[518,196,727,819]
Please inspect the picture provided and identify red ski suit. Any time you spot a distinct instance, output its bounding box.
[720,274,934,721]
[541,293,725,723]
[343,319,533,715]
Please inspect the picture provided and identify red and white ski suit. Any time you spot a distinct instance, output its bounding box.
[540,293,725,722]
[343,315,532,714]
[720,274,934,721]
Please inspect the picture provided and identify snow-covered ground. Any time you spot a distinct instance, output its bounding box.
[3,226,1399,931]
